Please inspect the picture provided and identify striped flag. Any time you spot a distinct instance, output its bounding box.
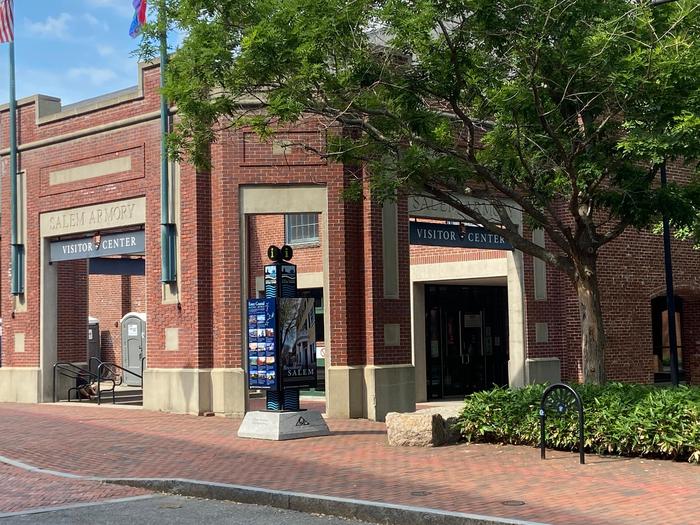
[0,0,13,43]
[129,0,148,38]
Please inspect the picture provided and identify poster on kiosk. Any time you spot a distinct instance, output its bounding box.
[246,298,278,390]
[278,297,317,390]
[246,297,317,391]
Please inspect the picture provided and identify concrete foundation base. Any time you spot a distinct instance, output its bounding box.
[143,367,247,417]
[0,368,41,403]
[327,364,415,421]
[237,410,330,440]
[143,368,213,416]
[211,368,247,417]
[526,357,561,384]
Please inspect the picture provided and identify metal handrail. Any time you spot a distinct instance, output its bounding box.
[97,361,142,405]
[90,357,124,386]
[53,362,115,403]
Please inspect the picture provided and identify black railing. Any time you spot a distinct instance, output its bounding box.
[96,361,142,405]
[53,362,115,403]
[54,358,145,405]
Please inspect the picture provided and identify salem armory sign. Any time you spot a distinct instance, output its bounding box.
[410,221,513,250]
[50,230,145,262]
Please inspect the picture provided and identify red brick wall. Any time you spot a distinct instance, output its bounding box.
[410,244,506,265]
[521,200,700,386]
[684,298,700,384]
[208,128,412,369]
[247,214,323,297]
[56,260,88,363]
[88,274,146,366]
[596,229,700,385]
[0,63,205,372]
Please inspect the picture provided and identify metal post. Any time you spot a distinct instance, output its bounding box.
[9,40,21,295]
[540,412,546,460]
[159,3,175,283]
[660,162,680,386]
[578,405,585,465]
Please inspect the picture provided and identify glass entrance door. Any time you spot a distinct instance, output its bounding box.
[425,285,509,398]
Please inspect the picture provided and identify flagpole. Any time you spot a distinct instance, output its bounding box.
[9,35,22,294]
[159,1,175,283]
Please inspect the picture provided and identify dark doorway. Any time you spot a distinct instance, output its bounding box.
[425,285,509,398]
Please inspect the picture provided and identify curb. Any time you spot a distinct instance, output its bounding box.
[0,454,548,525]
[105,477,549,525]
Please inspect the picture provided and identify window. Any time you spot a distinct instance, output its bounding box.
[298,287,324,342]
[651,296,684,377]
[285,213,319,245]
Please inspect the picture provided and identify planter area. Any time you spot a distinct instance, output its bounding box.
[457,383,700,463]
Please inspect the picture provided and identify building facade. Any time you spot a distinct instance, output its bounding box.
[0,63,697,421]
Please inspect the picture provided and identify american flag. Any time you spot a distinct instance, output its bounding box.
[0,0,13,44]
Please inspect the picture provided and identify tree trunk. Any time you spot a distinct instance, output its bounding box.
[574,257,606,384]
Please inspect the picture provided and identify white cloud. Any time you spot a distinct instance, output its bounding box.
[26,13,74,40]
[83,13,111,32]
[97,44,115,57]
[9,66,132,105]
[85,0,134,17]
[83,13,99,26]
[67,67,119,86]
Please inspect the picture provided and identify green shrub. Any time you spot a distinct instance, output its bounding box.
[457,383,700,463]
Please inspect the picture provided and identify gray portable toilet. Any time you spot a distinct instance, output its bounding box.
[120,312,146,386]
[87,317,101,374]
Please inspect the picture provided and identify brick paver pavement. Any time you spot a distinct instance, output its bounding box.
[0,402,697,524]
[0,462,150,514]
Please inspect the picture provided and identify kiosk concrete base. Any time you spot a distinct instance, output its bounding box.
[237,410,330,440]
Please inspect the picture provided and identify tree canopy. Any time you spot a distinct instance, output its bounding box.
[145,0,700,383]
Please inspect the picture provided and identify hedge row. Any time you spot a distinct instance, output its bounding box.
[457,383,700,463]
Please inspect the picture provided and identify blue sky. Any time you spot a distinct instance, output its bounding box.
[0,1,178,105]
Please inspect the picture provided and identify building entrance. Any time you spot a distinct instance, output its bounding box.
[425,285,508,398]
[50,228,147,404]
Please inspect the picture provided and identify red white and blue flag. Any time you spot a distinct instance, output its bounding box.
[0,0,13,43]
[129,0,148,38]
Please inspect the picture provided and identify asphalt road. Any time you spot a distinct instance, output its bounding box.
[0,495,373,525]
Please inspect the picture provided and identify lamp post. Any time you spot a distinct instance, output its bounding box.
[660,162,680,386]
[651,0,681,386]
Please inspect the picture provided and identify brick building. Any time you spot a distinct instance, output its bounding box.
[0,62,697,420]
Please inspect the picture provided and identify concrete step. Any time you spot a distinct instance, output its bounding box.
[96,388,143,405]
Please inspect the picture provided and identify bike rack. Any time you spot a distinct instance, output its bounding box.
[539,382,585,465]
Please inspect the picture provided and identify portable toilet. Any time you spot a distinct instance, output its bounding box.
[120,312,146,386]
[87,317,101,374]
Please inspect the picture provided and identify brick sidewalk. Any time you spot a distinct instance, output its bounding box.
[0,403,697,524]
[0,462,150,514]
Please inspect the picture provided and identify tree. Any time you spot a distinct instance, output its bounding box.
[146,0,700,384]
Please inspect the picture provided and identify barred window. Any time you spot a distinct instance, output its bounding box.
[285,213,319,245]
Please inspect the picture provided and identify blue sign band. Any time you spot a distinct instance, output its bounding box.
[50,230,145,262]
[409,221,513,250]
